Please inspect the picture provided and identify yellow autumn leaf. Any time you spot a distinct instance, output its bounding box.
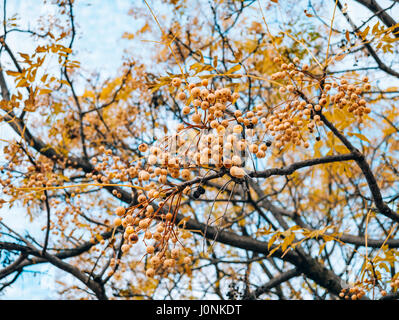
[6,70,21,77]
[348,132,371,143]
[227,64,241,74]
[16,79,29,88]
[359,26,370,40]
[39,88,53,95]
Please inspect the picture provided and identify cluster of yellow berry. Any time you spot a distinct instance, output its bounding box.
[1,151,63,204]
[339,286,366,300]
[169,78,274,173]
[330,77,371,119]
[113,202,192,278]
[339,277,399,300]
[268,57,372,147]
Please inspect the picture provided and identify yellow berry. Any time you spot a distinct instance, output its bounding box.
[114,217,122,226]
[115,206,125,216]
[230,166,245,179]
[146,245,155,254]
[146,268,155,278]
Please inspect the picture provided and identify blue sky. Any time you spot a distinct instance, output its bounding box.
[0,0,398,299]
